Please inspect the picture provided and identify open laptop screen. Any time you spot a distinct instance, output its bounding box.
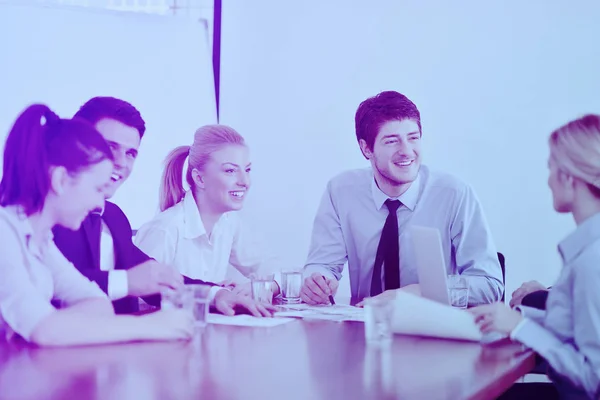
[409,226,451,306]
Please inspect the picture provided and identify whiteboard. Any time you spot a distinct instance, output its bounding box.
[0,1,217,228]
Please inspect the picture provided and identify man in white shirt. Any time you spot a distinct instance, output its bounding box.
[53,97,272,317]
[301,91,504,306]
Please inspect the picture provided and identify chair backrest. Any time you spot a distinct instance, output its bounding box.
[497,252,506,302]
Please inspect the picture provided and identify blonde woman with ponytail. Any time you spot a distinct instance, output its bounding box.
[135,125,279,313]
[470,115,600,399]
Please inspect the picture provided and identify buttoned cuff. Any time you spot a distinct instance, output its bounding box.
[107,270,129,300]
[510,318,561,355]
[303,266,337,282]
[509,317,528,340]
[514,305,546,324]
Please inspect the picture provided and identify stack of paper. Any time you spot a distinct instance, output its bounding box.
[206,293,493,342]
[391,291,483,341]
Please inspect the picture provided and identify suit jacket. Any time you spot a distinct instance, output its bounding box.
[53,201,156,314]
[53,201,217,314]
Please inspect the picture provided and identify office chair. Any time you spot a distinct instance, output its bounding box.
[497,252,506,302]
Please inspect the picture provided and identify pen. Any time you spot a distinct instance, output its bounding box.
[321,275,336,305]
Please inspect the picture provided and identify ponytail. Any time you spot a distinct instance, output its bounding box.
[0,104,58,214]
[0,104,112,216]
[159,145,191,211]
[158,125,246,211]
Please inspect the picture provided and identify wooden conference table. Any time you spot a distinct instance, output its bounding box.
[0,317,534,400]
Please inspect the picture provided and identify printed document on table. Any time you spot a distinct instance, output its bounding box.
[392,291,484,341]
[274,304,365,321]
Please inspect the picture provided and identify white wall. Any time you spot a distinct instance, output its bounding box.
[220,0,600,298]
[0,2,216,229]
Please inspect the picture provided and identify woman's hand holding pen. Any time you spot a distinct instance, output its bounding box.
[300,272,339,305]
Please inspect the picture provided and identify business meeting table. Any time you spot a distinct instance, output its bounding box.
[0,313,535,400]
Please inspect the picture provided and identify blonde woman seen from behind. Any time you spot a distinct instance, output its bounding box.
[470,114,600,399]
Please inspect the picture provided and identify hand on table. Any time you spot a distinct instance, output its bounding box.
[214,289,276,317]
[216,279,237,289]
[300,273,338,305]
[230,281,253,297]
[127,260,183,297]
[468,303,523,335]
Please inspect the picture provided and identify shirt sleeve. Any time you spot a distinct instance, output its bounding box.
[0,219,56,341]
[134,225,177,268]
[515,305,546,324]
[449,184,504,305]
[46,243,107,307]
[511,262,600,398]
[303,181,347,281]
[107,270,129,300]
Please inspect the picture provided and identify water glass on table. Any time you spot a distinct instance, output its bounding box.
[363,296,394,346]
[447,275,469,309]
[188,284,212,327]
[161,285,193,311]
[251,273,275,304]
[280,270,303,304]
[161,284,212,327]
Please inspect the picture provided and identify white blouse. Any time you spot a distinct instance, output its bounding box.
[512,212,600,398]
[135,191,269,283]
[0,206,106,341]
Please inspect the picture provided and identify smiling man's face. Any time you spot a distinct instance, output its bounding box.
[94,118,141,199]
[360,118,422,196]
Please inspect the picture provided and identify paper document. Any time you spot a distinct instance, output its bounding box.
[207,313,295,327]
[274,304,364,322]
[392,291,483,341]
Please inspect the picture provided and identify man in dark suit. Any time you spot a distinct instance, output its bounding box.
[54,97,273,317]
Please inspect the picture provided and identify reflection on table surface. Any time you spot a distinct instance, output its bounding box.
[0,319,534,400]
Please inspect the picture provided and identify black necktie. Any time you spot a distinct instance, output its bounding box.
[84,212,103,270]
[370,199,401,296]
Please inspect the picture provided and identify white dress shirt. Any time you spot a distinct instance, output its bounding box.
[0,206,107,341]
[511,212,600,398]
[304,166,504,305]
[134,191,271,300]
[97,216,129,300]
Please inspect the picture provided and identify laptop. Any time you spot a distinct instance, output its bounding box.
[409,225,451,305]
[409,225,507,343]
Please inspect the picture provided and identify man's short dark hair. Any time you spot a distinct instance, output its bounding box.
[74,96,146,138]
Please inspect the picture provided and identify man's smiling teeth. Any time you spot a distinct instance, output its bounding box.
[111,173,121,182]
[395,160,413,166]
[230,191,245,198]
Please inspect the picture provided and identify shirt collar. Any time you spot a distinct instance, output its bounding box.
[558,212,600,264]
[182,190,207,239]
[93,203,106,216]
[370,170,421,211]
